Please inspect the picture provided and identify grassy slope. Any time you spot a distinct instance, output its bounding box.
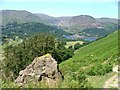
[60,30,118,87]
[88,72,116,88]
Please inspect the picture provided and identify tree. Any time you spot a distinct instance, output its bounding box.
[68,46,73,49]
[74,43,81,50]
[3,33,55,77]
[3,33,74,78]
[52,48,74,63]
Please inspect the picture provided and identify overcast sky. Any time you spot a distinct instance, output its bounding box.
[0,0,119,18]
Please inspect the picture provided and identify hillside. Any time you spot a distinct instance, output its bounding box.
[2,22,68,40]
[57,15,100,28]
[35,13,59,25]
[60,30,118,87]
[0,10,44,25]
[96,18,118,24]
[57,15,119,37]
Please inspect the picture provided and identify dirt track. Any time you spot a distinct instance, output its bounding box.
[104,74,118,88]
[104,65,118,88]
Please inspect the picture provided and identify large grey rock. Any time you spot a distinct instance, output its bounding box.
[15,54,63,85]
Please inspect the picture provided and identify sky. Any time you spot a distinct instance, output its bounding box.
[0,0,119,18]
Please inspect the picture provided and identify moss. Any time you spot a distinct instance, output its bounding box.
[45,53,51,57]
[37,53,52,59]
[40,53,51,57]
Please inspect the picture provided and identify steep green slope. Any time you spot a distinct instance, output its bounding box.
[60,30,118,76]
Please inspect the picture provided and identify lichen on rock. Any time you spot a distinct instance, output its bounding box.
[15,54,63,86]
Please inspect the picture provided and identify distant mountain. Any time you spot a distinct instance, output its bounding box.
[56,15,119,37]
[59,15,104,33]
[35,13,59,25]
[53,17,71,28]
[96,18,118,24]
[0,10,44,25]
[69,15,96,25]
[1,10,119,38]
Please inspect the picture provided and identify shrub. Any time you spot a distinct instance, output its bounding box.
[59,72,93,88]
[88,63,113,76]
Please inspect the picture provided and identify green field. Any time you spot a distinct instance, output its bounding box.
[60,30,118,88]
[65,41,84,48]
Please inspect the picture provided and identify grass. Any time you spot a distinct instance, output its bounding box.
[88,72,116,88]
[60,30,118,88]
[60,31,118,73]
[1,80,49,88]
[65,41,84,48]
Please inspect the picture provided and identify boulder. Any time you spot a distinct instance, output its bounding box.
[15,54,63,86]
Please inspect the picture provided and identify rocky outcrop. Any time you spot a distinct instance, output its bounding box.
[15,54,63,86]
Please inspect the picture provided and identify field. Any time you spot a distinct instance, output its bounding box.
[60,30,118,88]
[65,41,84,48]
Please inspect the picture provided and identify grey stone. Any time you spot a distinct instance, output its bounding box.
[15,54,63,85]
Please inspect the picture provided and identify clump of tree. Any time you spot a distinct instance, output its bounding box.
[74,43,81,50]
[3,33,74,78]
[73,42,89,50]
[52,41,73,63]
[68,46,74,52]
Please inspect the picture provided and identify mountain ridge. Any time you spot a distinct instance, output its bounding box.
[1,10,119,26]
[1,10,119,38]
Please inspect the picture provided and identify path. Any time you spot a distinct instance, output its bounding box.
[104,74,118,88]
[104,65,118,88]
